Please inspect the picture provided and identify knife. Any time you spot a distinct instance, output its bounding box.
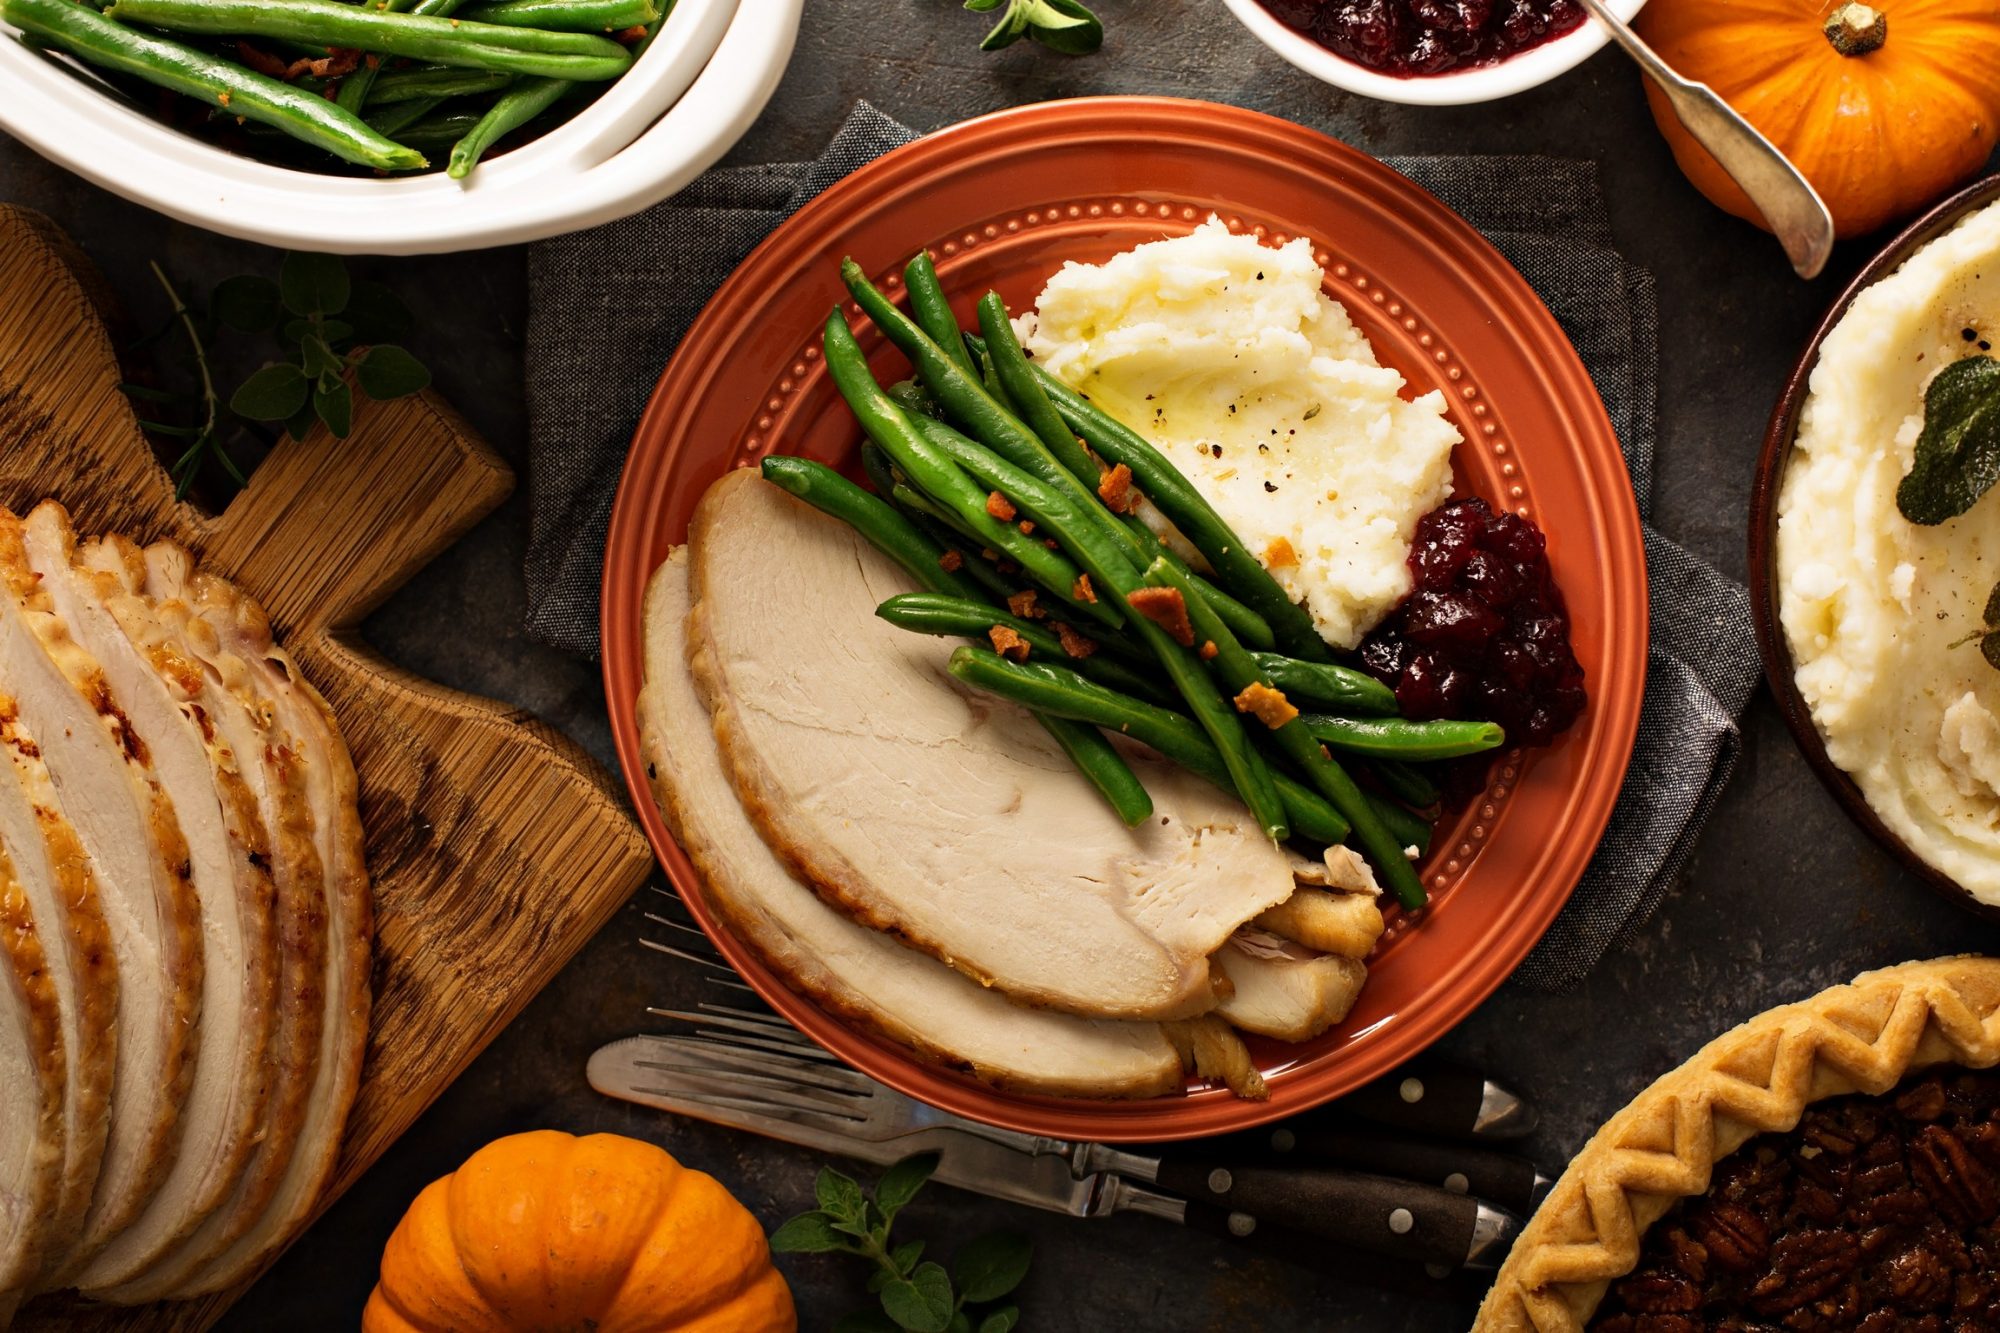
[1170,1123,1551,1216]
[1325,1056,1538,1141]
[589,1035,1520,1271]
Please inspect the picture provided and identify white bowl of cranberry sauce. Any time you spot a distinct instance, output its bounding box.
[1221,0,1646,105]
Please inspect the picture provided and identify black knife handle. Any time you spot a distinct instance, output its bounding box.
[1329,1058,1537,1141]
[1176,1202,1482,1296]
[1210,1125,1545,1216]
[1152,1159,1506,1269]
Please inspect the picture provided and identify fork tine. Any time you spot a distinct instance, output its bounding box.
[634,1057,869,1117]
[638,938,740,974]
[638,1083,881,1138]
[636,1035,875,1094]
[647,1007,839,1054]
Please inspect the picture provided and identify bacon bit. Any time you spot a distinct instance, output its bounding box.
[985,491,1017,522]
[1055,623,1097,659]
[365,52,381,68]
[323,83,340,100]
[1264,536,1297,568]
[1018,519,1035,535]
[1127,586,1194,646]
[979,548,999,562]
[987,626,1030,662]
[216,90,232,106]
[1072,573,1096,604]
[938,550,964,573]
[236,40,289,78]
[1043,539,1059,550]
[1233,681,1299,729]
[613,22,647,41]
[1098,462,1137,514]
[1199,640,1219,661]
[1006,589,1043,620]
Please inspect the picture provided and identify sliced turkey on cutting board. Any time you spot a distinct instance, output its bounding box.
[144,543,373,1297]
[19,504,280,1293]
[71,532,331,1301]
[686,469,1298,1021]
[641,549,1181,1098]
[0,511,203,1284]
[0,836,65,1324]
[0,689,115,1297]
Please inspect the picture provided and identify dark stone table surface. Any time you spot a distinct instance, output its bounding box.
[4,3,1998,1328]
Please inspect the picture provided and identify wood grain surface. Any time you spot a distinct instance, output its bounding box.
[0,204,656,1331]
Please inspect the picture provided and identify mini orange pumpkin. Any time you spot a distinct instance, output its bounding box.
[1634,0,2000,239]
[362,1131,797,1333]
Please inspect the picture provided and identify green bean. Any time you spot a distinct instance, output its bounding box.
[975,291,1103,489]
[6,0,427,169]
[916,412,1288,842]
[1366,757,1440,809]
[409,0,471,16]
[968,333,1332,664]
[1251,652,1398,715]
[948,647,1349,844]
[822,311,1117,629]
[758,457,986,603]
[446,73,564,177]
[1145,555,1425,908]
[1367,790,1433,856]
[367,64,513,102]
[1040,715,1153,827]
[457,0,657,29]
[374,107,490,152]
[335,56,383,116]
[759,459,1148,824]
[904,253,977,379]
[363,92,447,136]
[1302,714,1504,762]
[106,0,635,80]
[876,594,1175,708]
[1126,522,1274,651]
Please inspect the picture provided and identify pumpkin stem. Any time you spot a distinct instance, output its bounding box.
[1823,2,1887,55]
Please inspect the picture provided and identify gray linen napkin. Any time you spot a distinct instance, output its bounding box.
[524,104,1758,991]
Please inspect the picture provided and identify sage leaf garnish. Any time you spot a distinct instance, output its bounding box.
[1896,354,2000,525]
[771,1154,1034,1331]
[965,0,1102,54]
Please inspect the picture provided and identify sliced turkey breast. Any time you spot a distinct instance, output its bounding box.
[19,505,279,1292]
[686,471,1296,1020]
[0,512,203,1282]
[72,534,329,1301]
[1212,930,1367,1043]
[0,696,116,1296]
[142,546,371,1297]
[641,550,1180,1098]
[0,839,65,1323]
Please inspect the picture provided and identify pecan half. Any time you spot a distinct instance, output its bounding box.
[1910,1126,2000,1228]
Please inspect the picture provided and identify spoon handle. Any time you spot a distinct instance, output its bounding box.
[1573,0,1834,279]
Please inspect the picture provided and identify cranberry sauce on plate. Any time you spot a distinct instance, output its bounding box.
[1260,0,1586,77]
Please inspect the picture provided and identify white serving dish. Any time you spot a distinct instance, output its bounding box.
[1220,0,1646,106]
[0,0,802,253]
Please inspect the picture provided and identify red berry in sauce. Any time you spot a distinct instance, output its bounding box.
[1265,0,1588,77]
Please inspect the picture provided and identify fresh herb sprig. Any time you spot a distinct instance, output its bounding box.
[1896,353,2000,525]
[1948,581,2000,672]
[770,1153,1030,1333]
[121,252,432,499]
[962,0,1101,54]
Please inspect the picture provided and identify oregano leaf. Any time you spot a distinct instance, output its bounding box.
[301,335,343,380]
[229,362,309,421]
[1984,579,2000,628]
[890,1239,924,1274]
[315,379,353,439]
[284,401,319,443]
[951,1231,1032,1303]
[815,1167,868,1224]
[1027,0,1101,52]
[280,251,351,317]
[769,1211,848,1254]
[875,1152,939,1221]
[355,344,432,400]
[1896,355,2000,525]
[977,1308,1020,1333]
[978,0,1035,49]
[878,1263,954,1332]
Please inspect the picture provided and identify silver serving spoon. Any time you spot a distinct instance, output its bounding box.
[1573,0,1835,279]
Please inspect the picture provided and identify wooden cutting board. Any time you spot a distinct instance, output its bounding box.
[0,205,656,1330]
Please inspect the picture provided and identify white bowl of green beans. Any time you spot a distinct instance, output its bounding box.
[0,0,799,252]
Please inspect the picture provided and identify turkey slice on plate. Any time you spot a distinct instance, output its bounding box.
[1213,930,1367,1043]
[0,836,65,1323]
[0,511,202,1283]
[0,688,115,1296]
[144,545,372,1297]
[641,549,1180,1098]
[20,504,280,1293]
[686,471,1296,1021]
[70,530,328,1301]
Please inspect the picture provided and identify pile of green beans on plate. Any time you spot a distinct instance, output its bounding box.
[3,0,667,178]
[761,253,1513,912]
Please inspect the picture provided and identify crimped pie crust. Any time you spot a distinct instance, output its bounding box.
[1475,957,2000,1331]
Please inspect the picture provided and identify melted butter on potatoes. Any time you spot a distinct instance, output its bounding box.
[1018,218,1459,650]
[1778,199,2000,901]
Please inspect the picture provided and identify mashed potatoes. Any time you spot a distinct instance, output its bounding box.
[1018,218,1459,650]
[1777,199,2000,903]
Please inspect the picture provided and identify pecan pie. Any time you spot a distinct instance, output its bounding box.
[1475,958,2000,1332]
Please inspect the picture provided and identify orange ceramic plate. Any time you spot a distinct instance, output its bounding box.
[602,97,1646,1140]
